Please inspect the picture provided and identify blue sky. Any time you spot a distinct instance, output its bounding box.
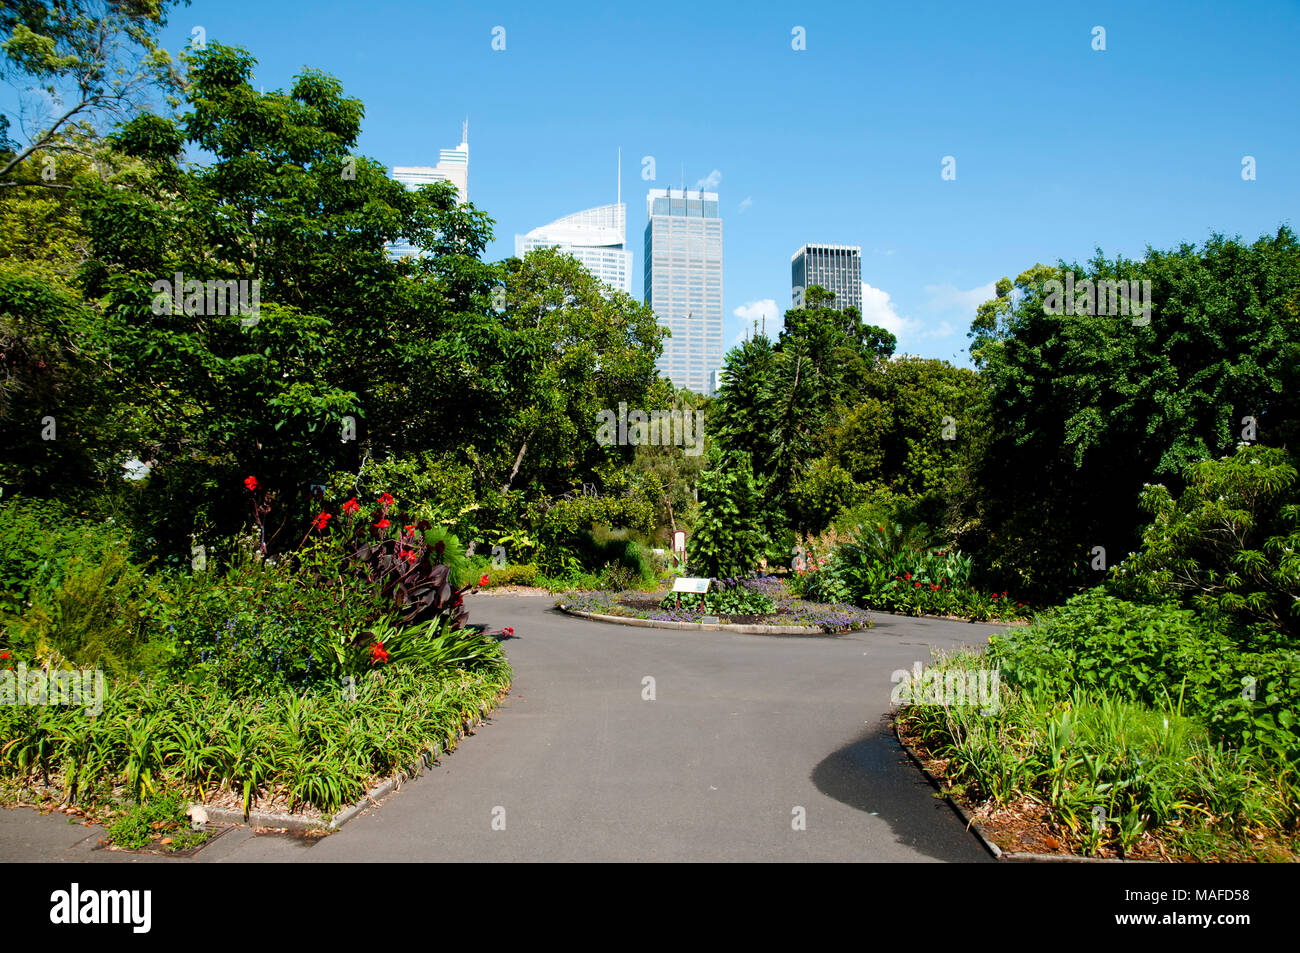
[143,2,1300,360]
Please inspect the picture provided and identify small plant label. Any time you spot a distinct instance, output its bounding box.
[672,577,710,594]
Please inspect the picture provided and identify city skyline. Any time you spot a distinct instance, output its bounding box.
[147,1,1300,366]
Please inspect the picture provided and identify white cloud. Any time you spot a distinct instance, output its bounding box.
[732,298,781,344]
[924,281,997,315]
[859,282,917,338]
[737,196,752,213]
[695,168,722,190]
[733,298,779,324]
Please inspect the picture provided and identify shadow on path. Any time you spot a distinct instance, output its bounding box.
[811,714,991,863]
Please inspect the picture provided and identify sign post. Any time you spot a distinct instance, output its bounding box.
[672,576,710,610]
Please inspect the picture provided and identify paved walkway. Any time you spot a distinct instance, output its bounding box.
[0,596,1007,862]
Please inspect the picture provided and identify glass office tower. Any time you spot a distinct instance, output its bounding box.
[791,244,862,312]
[387,126,469,259]
[515,203,633,295]
[644,187,723,394]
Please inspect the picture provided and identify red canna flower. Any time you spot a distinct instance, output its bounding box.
[914,581,922,588]
[479,573,490,587]
[370,642,389,664]
[0,651,9,660]
[502,627,514,637]
[313,512,332,531]
[930,584,939,591]
[377,492,395,507]
[244,476,258,492]
[403,524,415,535]
[342,497,360,515]
[375,518,390,530]
[904,573,912,580]
[401,549,419,564]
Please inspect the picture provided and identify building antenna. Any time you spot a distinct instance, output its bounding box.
[681,162,685,191]
[462,117,468,145]
[617,146,621,206]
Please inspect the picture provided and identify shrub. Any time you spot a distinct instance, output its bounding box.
[486,563,541,587]
[659,577,776,616]
[0,497,166,674]
[900,649,1299,858]
[991,588,1300,761]
[1112,443,1300,641]
[687,450,767,578]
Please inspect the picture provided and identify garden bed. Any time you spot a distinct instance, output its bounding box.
[894,714,1170,861]
[558,587,873,634]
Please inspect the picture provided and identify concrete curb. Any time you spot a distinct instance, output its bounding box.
[892,717,1151,863]
[557,605,855,636]
[193,695,505,833]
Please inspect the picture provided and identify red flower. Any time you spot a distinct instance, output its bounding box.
[502,627,514,637]
[244,476,258,492]
[914,582,922,588]
[401,549,419,564]
[375,518,390,530]
[313,512,332,531]
[370,642,389,664]
[0,651,9,660]
[342,497,360,515]
[377,492,395,507]
[479,573,490,587]
[930,584,939,591]
[904,573,912,580]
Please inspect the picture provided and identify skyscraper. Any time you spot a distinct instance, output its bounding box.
[515,204,632,295]
[644,187,723,394]
[791,244,862,312]
[387,124,469,258]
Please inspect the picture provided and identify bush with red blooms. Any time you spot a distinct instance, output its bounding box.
[243,480,500,669]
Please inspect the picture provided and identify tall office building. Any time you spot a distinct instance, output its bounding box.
[791,244,862,312]
[644,187,723,394]
[387,124,469,258]
[515,203,633,295]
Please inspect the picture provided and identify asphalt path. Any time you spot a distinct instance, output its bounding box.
[1,594,1010,863]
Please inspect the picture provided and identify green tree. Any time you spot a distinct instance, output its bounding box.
[687,449,767,578]
[968,229,1300,599]
[1,0,184,188]
[1114,444,1300,641]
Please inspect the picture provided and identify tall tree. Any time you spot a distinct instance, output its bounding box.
[1,0,185,188]
[968,228,1300,599]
